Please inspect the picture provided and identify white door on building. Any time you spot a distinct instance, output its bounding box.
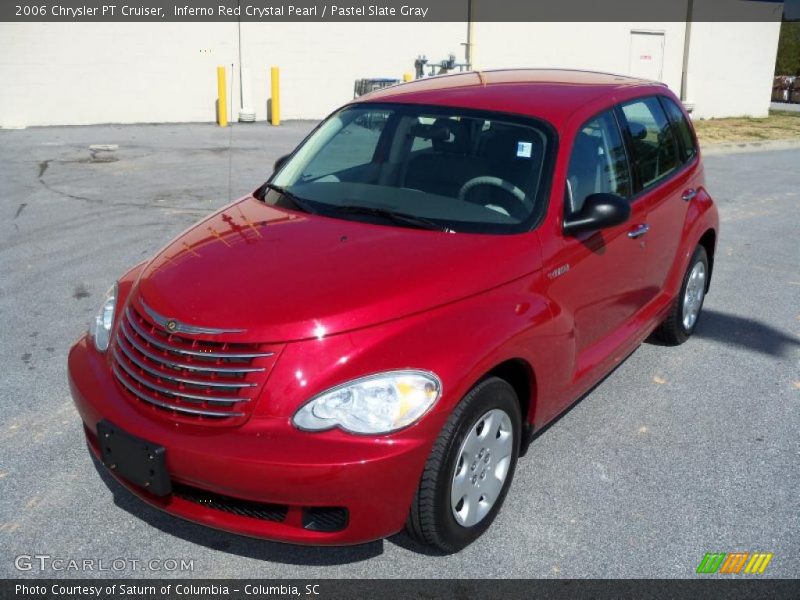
[629,31,665,82]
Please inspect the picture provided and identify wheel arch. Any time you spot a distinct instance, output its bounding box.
[480,358,538,455]
[698,228,717,292]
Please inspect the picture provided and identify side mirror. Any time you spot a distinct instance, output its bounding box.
[273,153,291,173]
[563,193,630,236]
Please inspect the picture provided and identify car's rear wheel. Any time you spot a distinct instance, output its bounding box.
[654,245,709,345]
[406,377,521,553]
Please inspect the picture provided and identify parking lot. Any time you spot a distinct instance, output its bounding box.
[0,122,797,578]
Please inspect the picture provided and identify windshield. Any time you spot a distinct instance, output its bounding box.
[267,103,555,234]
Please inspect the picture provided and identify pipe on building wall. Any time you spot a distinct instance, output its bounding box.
[680,0,694,104]
[465,0,475,69]
[239,67,256,122]
[237,2,245,119]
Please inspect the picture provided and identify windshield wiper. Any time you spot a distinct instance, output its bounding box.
[261,182,318,214]
[332,204,448,232]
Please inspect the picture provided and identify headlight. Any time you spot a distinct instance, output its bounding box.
[90,282,117,352]
[292,370,442,434]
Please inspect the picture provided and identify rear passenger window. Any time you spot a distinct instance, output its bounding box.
[620,97,680,188]
[661,96,697,162]
[565,111,631,216]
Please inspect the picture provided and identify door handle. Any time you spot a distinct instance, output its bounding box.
[627,224,650,239]
[682,188,698,202]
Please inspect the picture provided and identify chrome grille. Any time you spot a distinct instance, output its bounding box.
[112,302,276,424]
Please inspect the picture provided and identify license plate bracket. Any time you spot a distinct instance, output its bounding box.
[97,420,171,496]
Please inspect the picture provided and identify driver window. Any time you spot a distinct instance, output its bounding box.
[565,111,631,217]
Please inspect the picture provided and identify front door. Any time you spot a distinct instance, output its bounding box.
[543,109,651,399]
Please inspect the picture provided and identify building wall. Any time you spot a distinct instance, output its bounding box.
[0,19,781,127]
[474,21,687,101]
[0,22,463,127]
[685,21,782,119]
[0,23,238,127]
[238,22,464,122]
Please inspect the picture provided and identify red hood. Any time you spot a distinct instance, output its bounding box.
[133,196,541,343]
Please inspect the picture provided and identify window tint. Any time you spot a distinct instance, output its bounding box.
[410,116,436,152]
[620,97,680,188]
[270,105,553,234]
[565,110,631,216]
[660,96,697,162]
[298,111,389,180]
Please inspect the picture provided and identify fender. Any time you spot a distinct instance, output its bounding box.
[113,261,147,325]
[255,270,559,429]
[662,184,720,300]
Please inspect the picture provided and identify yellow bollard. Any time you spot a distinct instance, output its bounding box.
[403,72,413,82]
[270,66,280,126]
[216,66,227,127]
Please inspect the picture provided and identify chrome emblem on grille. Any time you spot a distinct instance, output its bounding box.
[140,300,246,335]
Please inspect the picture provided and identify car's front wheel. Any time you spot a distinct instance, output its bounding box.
[655,244,709,345]
[406,377,521,553]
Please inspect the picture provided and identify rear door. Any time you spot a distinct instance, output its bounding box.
[657,95,703,284]
[616,95,698,302]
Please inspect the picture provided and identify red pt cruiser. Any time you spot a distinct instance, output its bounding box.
[69,70,718,552]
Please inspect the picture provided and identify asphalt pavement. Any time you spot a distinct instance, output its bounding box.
[0,122,797,578]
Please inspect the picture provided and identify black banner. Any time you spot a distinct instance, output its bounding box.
[2,579,800,600]
[0,0,791,23]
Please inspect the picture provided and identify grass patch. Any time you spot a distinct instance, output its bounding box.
[694,110,800,144]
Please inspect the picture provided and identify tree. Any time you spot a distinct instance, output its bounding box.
[775,21,800,76]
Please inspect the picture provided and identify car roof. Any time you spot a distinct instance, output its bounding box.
[357,69,667,127]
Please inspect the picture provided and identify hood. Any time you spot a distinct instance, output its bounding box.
[134,196,541,342]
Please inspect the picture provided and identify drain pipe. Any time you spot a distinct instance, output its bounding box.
[237,3,242,100]
[465,0,475,69]
[239,67,256,122]
[680,0,694,113]
[236,2,256,122]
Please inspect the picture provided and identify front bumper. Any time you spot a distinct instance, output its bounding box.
[68,335,442,545]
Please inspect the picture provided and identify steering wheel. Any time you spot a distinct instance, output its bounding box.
[457,176,528,212]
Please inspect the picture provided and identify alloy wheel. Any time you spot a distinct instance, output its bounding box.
[682,261,706,330]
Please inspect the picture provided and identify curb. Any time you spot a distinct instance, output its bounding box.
[702,138,800,155]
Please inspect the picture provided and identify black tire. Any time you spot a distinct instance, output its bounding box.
[406,377,521,553]
[654,245,709,346]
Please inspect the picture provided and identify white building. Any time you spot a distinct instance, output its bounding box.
[0,13,782,127]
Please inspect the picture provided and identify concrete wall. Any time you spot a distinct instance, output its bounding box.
[0,23,239,127]
[474,22,687,99]
[238,22,464,121]
[0,22,463,127]
[685,21,783,119]
[0,18,781,127]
